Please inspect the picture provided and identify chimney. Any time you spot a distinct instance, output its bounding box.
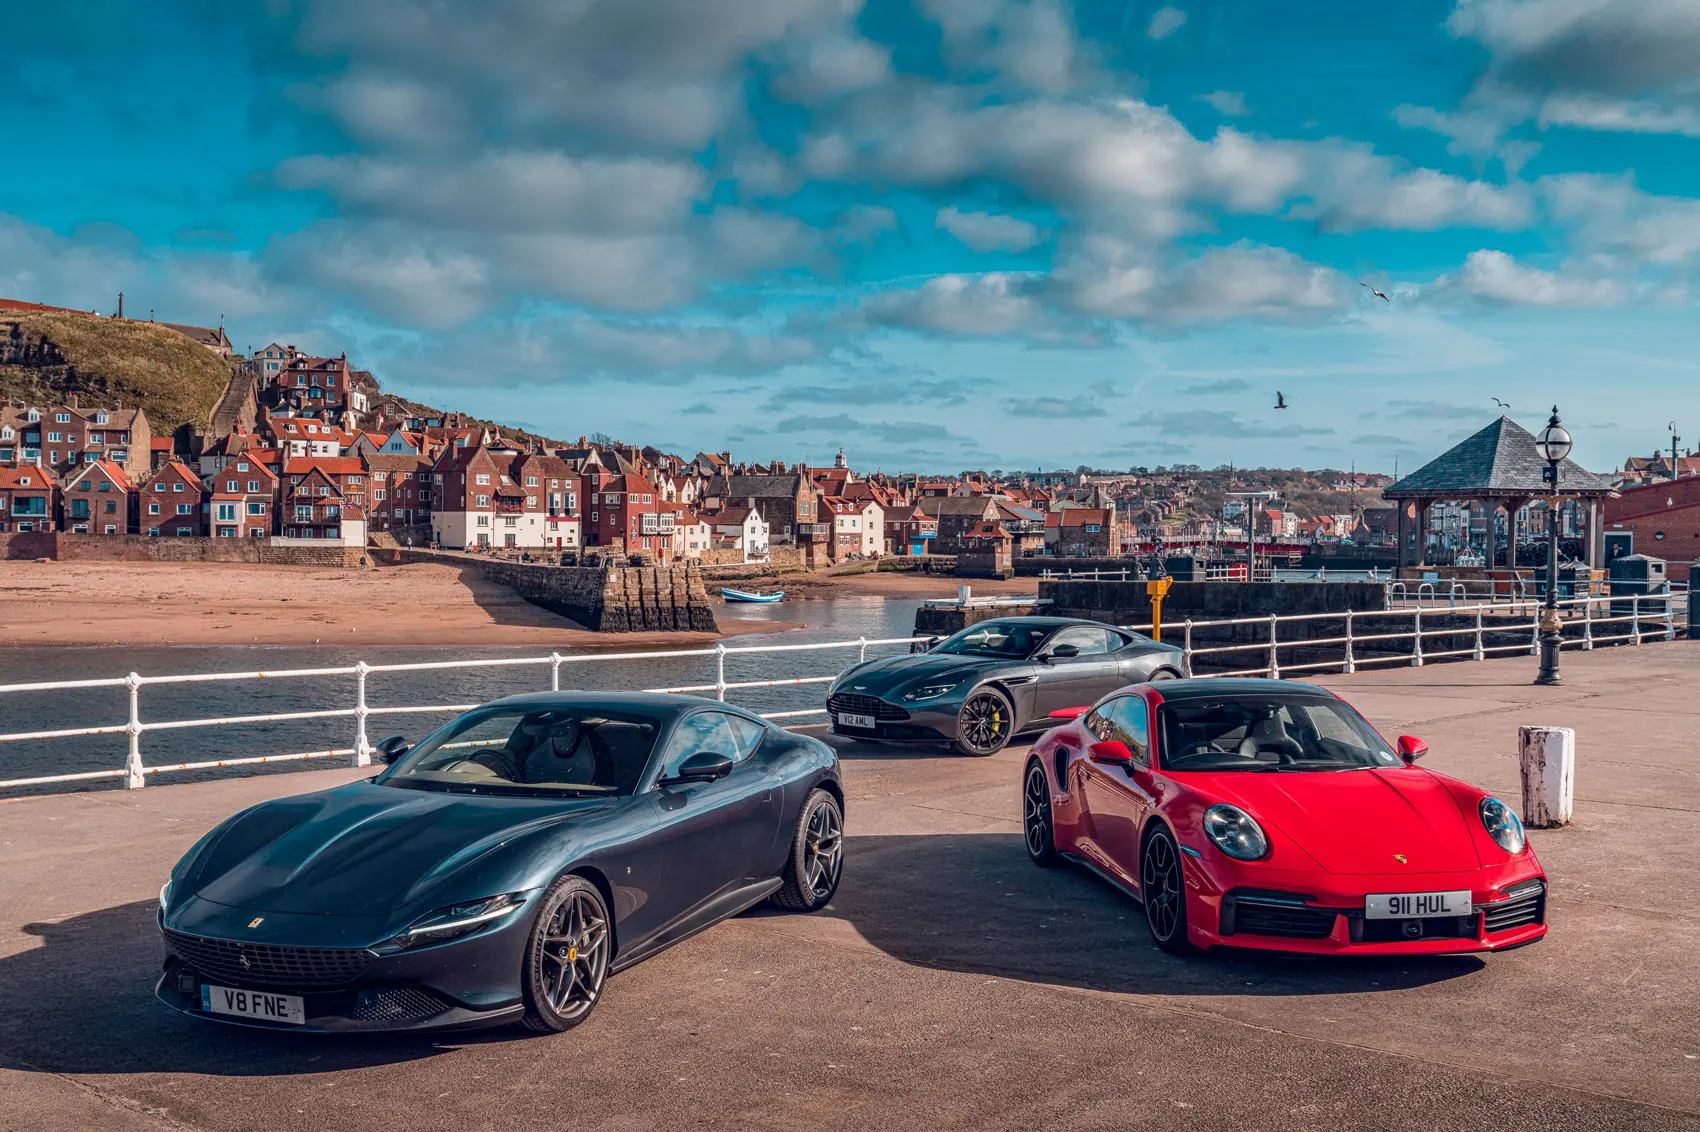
[117,292,124,319]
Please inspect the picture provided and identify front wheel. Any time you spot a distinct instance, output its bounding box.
[770,788,844,912]
[520,874,612,1032]
[1023,760,1060,867]
[1141,826,1195,956]
[953,687,1015,756]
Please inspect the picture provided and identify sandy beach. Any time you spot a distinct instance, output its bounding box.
[0,561,799,649]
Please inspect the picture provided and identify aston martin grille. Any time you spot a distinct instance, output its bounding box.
[164,928,374,989]
[826,693,910,721]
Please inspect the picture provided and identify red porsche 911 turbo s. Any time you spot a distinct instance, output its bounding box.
[1023,678,1547,956]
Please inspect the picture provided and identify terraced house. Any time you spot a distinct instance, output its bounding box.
[142,460,207,537]
[63,458,137,535]
[0,464,57,532]
[208,457,278,538]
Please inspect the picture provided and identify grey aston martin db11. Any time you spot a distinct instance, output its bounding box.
[155,692,843,1034]
[826,616,1186,755]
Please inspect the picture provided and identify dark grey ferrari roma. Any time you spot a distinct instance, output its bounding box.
[826,616,1186,755]
[155,692,843,1034]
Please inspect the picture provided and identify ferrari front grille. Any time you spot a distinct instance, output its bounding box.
[351,987,449,1022]
[164,928,375,989]
[1224,892,1336,940]
[1481,881,1545,934]
[826,693,911,722]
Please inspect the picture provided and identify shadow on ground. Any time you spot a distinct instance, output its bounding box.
[780,832,1486,998]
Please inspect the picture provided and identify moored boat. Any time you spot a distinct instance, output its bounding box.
[721,587,785,603]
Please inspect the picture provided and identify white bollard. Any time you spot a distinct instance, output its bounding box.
[957,584,972,605]
[1518,725,1574,828]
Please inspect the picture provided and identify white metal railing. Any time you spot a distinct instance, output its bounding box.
[0,590,1687,793]
[0,635,920,791]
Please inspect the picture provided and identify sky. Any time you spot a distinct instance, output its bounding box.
[3,0,1699,475]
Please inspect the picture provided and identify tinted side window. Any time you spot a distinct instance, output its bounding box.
[1085,695,1149,762]
[658,712,742,778]
[1050,626,1110,655]
[725,714,766,758]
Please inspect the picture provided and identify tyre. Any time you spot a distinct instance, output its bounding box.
[520,874,612,1033]
[770,788,844,912]
[1023,760,1061,867]
[1149,668,1180,681]
[953,687,1015,756]
[1141,826,1195,955]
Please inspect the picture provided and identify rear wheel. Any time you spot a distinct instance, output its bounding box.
[1023,760,1060,867]
[1141,826,1195,955]
[953,687,1015,756]
[521,874,611,1032]
[1149,668,1180,681]
[770,788,844,912]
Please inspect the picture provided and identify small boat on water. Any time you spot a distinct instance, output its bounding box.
[721,587,785,603]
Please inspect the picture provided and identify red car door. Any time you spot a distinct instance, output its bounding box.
[1078,692,1160,891]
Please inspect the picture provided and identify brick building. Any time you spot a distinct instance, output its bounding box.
[0,464,57,532]
[1603,476,1700,584]
[141,460,207,536]
[62,458,138,534]
[366,453,435,537]
[586,473,673,559]
[207,457,279,538]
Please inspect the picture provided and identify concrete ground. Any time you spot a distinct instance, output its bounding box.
[1,644,1697,1132]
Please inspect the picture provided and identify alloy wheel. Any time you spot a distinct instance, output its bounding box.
[1142,833,1184,943]
[539,888,609,1021]
[958,692,1012,754]
[1024,764,1052,858]
[803,797,844,900]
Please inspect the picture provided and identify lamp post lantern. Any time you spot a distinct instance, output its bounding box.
[1533,406,1573,686]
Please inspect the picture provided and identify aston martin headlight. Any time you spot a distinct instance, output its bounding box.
[1203,804,1269,861]
[902,681,961,702]
[1479,796,1526,854]
[158,880,171,914]
[395,892,526,948]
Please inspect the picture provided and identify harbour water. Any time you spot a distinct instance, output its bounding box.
[0,598,923,795]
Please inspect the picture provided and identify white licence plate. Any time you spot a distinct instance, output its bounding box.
[836,712,877,730]
[1366,890,1473,920]
[201,983,305,1025]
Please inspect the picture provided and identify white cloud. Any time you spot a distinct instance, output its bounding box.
[1147,7,1187,40]
[1542,174,1700,264]
[1442,249,1627,307]
[1538,94,1700,136]
[1299,146,1533,232]
[1061,242,1346,324]
[936,207,1045,252]
[921,0,1087,94]
[863,273,1048,336]
[1199,91,1248,116]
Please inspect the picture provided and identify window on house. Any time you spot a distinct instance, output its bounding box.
[247,502,265,515]
[177,504,193,515]
[56,413,69,423]
[525,475,538,486]
[247,481,260,493]
[148,503,160,515]
[476,473,490,485]
[476,494,490,507]
[172,483,183,493]
[216,503,237,522]
[48,432,61,442]
[237,462,249,471]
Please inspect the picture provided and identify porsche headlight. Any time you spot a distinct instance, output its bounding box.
[394,892,526,948]
[902,681,961,702]
[1203,804,1269,861]
[1479,796,1526,854]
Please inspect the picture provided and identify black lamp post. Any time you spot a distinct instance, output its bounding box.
[1533,405,1573,686]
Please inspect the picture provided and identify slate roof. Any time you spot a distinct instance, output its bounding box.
[708,474,806,499]
[1384,416,1614,498]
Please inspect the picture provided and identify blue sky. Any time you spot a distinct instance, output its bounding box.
[4,0,1699,474]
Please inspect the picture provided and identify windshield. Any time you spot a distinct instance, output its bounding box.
[933,621,1050,658]
[1158,696,1400,772]
[381,706,661,795]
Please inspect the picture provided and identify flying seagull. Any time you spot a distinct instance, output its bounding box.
[1359,281,1390,302]
[1492,397,1511,409]
[1275,391,1288,410]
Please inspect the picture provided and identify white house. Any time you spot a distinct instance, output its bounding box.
[711,505,769,563]
[824,496,882,558]
[674,510,714,559]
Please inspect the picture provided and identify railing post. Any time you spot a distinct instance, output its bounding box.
[715,642,728,701]
[1665,592,1676,641]
[1182,619,1194,676]
[124,672,145,790]
[1343,610,1356,674]
[1530,602,1540,656]
[550,651,562,691]
[1582,596,1594,649]
[353,661,371,767]
[858,636,868,664]
[1267,614,1280,679]
[1411,609,1424,667]
[1632,596,1642,645]
[1473,605,1485,661]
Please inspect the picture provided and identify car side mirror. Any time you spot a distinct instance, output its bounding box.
[911,636,941,654]
[1397,735,1428,764]
[1088,740,1134,766]
[659,751,735,786]
[1047,706,1089,721]
[1046,644,1081,661]
[375,734,411,764]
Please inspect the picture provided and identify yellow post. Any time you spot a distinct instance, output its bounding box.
[1147,576,1174,641]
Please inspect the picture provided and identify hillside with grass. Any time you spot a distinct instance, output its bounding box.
[0,312,233,433]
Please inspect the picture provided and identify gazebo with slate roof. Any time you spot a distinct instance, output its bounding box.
[1383,416,1615,569]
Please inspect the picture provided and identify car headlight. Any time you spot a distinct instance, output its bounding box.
[1479,796,1526,854]
[1203,804,1269,861]
[158,880,171,914]
[393,892,526,949]
[902,681,961,702]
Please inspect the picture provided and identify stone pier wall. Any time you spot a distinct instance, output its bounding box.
[393,549,718,633]
[1,531,365,566]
